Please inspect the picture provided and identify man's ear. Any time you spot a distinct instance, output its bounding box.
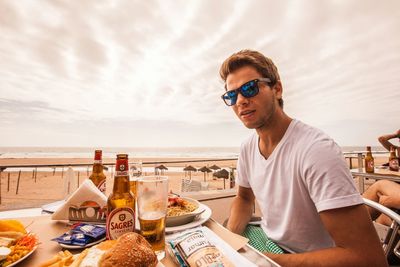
[273,80,283,100]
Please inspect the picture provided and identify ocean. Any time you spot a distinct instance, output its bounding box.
[0,146,388,159]
[0,147,240,159]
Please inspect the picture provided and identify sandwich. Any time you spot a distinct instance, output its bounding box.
[43,232,158,267]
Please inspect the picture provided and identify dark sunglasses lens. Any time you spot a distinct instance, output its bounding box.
[241,81,258,97]
[224,90,238,106]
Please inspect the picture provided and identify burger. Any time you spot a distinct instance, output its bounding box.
[71,232,158,267]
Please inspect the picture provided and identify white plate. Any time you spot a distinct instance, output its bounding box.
[59,237,106,249]
[8,246,37,267]
[166,197,203,227]
[165,204,211,234]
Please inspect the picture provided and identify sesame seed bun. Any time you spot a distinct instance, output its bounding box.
[99,233,158,267]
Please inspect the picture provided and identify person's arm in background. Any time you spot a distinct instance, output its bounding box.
[378,129,400,151]
[227,186,255,234]
[265,204,388,267]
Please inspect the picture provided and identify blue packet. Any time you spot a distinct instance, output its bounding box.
[52,232,93,246]
[72,223,106,239]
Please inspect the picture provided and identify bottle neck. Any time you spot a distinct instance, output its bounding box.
[112,175,130,193]
[92,163,103,173]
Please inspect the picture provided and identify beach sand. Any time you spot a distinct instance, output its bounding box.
[0,157,237,211]
[0,156,389,211]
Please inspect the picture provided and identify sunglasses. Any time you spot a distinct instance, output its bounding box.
[221,78,271,106]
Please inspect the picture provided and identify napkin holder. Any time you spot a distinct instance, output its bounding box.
[52,180,107,224]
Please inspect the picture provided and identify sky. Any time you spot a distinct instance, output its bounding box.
[0,0,399,148]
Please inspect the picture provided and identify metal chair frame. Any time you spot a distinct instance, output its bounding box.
[364,198,400,259]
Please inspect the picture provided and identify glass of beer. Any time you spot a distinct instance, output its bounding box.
[137,175,168,260]
[129,161,143,198]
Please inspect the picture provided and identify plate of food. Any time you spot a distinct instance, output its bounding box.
[40,232,164,267]
[166,196,212,234]
[0,220,39,267]
[167,195,206,227]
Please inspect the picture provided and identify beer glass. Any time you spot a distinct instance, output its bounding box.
[129,161,143,198]
[137,176,168,260]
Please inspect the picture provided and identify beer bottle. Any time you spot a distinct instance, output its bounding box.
[389,146,399,171]
[106,154,135,240]
[364,146,374,173]
[89,150,107,194]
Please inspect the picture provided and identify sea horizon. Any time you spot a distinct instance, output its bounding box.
[0,146,389,159]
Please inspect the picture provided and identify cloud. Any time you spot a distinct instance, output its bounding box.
[0,0,399,147]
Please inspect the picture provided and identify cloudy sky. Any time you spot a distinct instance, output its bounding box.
[0,0,399,148]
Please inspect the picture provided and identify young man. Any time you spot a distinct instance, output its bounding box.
[220,49,387,266]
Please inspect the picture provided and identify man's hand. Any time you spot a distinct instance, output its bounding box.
[227,186,255,234]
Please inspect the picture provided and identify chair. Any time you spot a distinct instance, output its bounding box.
[200,182,209,191]
[364,198,400,262]
[181,178,202,192]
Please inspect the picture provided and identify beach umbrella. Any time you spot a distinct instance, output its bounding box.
[155,164,168,175]
[213,169,229,179]
[198,166,212,182]
[209,164,221,180]
[183,165,197,179]
[209,164,221,171]
[156,164,168,170]
[213,169,230,189]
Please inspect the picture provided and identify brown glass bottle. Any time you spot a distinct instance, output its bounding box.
[364,146,374,173]
[106,154,135,240]
[389,146,399,172]
[89,150,107,194]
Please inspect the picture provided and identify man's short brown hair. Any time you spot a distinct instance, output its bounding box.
[219,49,283,107]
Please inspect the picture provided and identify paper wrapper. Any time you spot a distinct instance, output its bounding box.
[52,180,107,223]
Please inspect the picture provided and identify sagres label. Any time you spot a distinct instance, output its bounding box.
[106,207,135,240]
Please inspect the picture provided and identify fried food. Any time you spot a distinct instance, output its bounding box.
[0,220,27,234]
[39,250,75,267]
[0,231,24,240]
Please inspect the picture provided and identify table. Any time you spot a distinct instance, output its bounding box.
[351,168,400,193]
[10,215,280,267]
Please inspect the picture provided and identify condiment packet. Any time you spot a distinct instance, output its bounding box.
[168,227,234,267]
[71,223,106,239]
[52,232,93,246]
[52,223,106,246]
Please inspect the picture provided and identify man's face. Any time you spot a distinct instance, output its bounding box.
[226,66,281,129]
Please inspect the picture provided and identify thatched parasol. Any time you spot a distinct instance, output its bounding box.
[183,165,197,179]
[155,164,168,175]
[156,164,168,170]
[198,166,212,182]
[209,164,221,171]
[213,169,229,179]
[213,169,230,189]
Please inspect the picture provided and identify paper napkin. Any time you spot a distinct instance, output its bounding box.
[52,179,107,223]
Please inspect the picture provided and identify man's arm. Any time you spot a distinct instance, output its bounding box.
[378,129,400,151]
[265,204,388,267]
[227,186,255,234]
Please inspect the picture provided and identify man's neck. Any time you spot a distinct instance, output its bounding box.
[256,111,292,159]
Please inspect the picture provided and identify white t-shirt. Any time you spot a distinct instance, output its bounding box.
[236,119,363,253]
